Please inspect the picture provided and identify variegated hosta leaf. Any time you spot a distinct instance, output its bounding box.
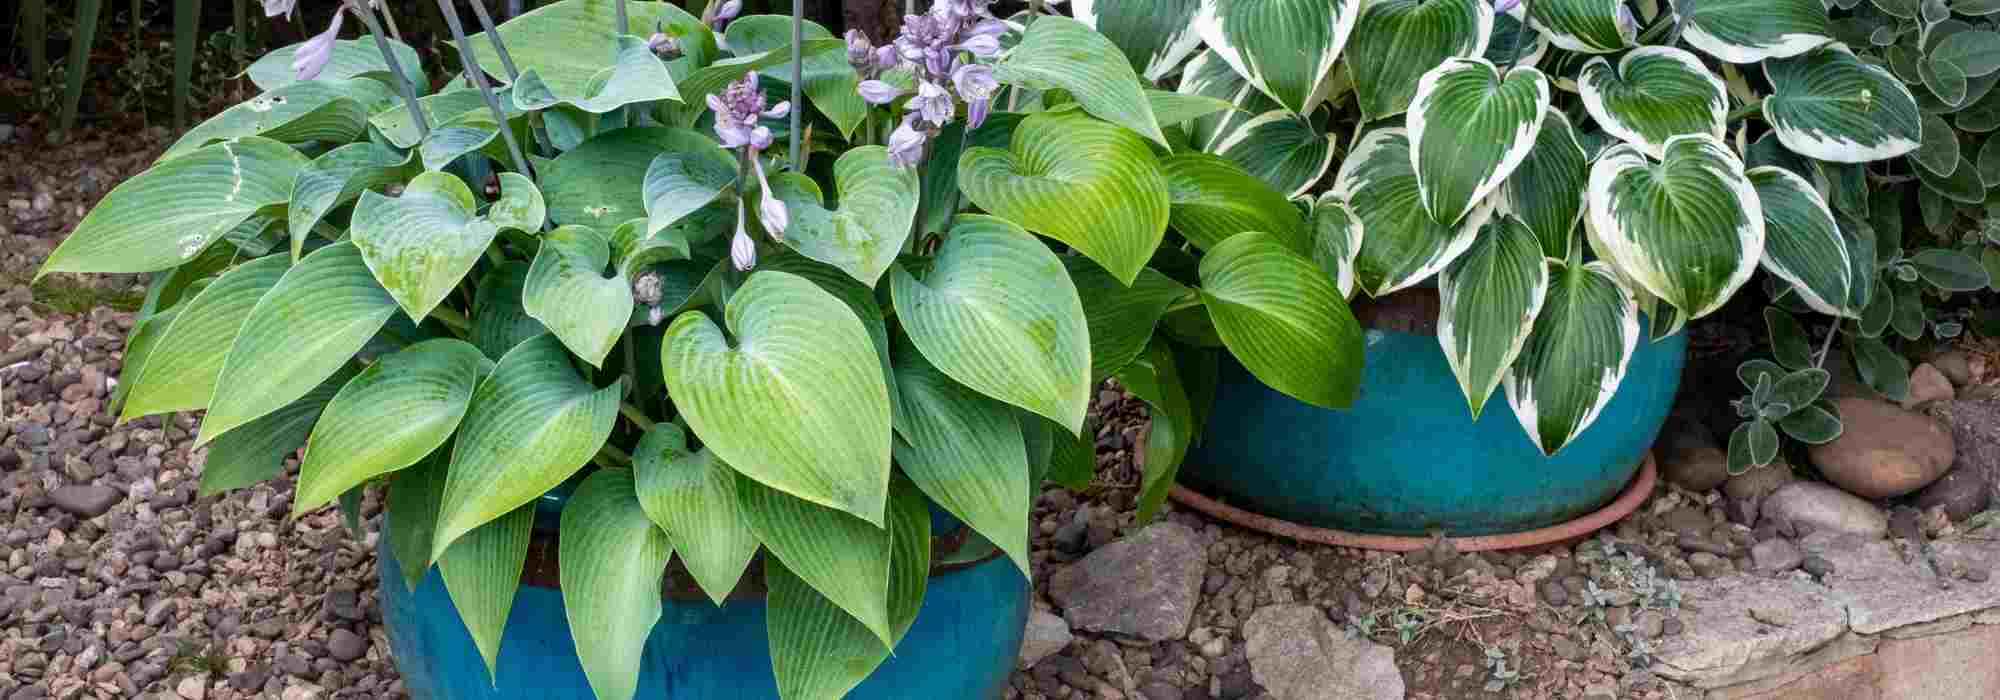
[1209,111,1338,198]
[120,255,289,419]
[1408,58,1551,225]
[1499,111,1589,259]
[1159,153,1311,252]
[994,16,1169,147]
[891,337,1032,576]
[1586,135,1763,320]
[1748,167,1858,317]
[1346,0,1495,121]
[1192,0,1360,115]
[1199,232,1366,409]
[1672,0,1831,64]
[460,0,707,102]
[293,339,493,515]
[1524,0,1635,54]
[1762,45,1924,163]
[286,143,418,249]
[162,78,397,160]
[1440,216,1551,419]
[664,271,893,524]
[1503,259,1640,455]
[633,423,758,605]
[1486,10,1551,67]
[1074,0,1205,81]
[513,35,680,114]
[38,138,306,278]
[438,505,532,681]
[1332,128,1492,297]
[560,470,673,700]
[957,109,1171,285]
[433,334,622,558]
[1177,50,1281,151]
[763,146,921,287]
[1308,194,1365,297]
[352,171,533,323]
[1579,47,1727,158]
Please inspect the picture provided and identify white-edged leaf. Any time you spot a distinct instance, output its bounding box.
[1191,0,1359,115]
[632,423,758,606]
[1199,232,1366,408]
[560,470,673,700]
[1439,216,1551,419]
[1408,58,1551,225]
[1209,110,1337,198]
[1579,46,1727,158]
[1308,193,1366,297]
[1748,166,1858,317]
[1503,259,1641,455]
[1176,50,1281,151]
[294,339,492,515]
[1585,135,1763,320]
[1499,111,1590,259]
[1763,44,1924,162]
[1674,0,1831,63]
[995,16,1168,147]
[1074,0,1206,81]
[1346,0,1495,121]
[1333,128,1492,296]
[523,225,633,367]
[1524,0,1636,53]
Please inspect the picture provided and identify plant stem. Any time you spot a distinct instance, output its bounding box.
[789,0,806,171]
[437,0,535,182]
[466,0,556,159]
[597,443,635,466]
[621,402,657,431]
[429,305,473,335]
[614,0,630,36]
[348,0,430,139]
[25,0,48,82]
[1726,100,1763,122]
[377,0,405,44]
[1815,321,1842,369]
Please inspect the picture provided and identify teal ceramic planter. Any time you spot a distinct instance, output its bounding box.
[1181,311,1684,537]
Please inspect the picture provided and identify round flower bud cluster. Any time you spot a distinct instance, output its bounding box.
[851,0,1005,168]
[708,72,792,271]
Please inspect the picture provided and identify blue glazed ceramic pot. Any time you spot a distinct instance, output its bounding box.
[377,497,1028,699]
[1181,292,1685,536]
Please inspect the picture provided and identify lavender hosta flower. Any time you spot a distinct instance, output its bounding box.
[912,80,954,127]
[951,63,997,129]
[874,45,899,72]
[887,115,929,168]
[262,0,297,19]
[648,31,681,58]
[710,73,786,151]
[710,0,742,31]
[953,33,1000,59]
[1491,0,1521,12]
[846,29,875,69]
[857,80,905,106]
[292,9,345,81]
[750,157,788,238]
[731,205,758,271]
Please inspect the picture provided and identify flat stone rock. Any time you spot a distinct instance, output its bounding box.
[1017,609,1072,670]
[1914,468,1991,522]
[1761,482,1887,538]
[1809,398,1954,499]
[48,484,121,518]
[1049,522,1205,641]
[1653,575,1848,688]
[1927,399,2000,515]
[1820,537,2000,634]
[1751,538,1805,573]
[1242,604,1404,700]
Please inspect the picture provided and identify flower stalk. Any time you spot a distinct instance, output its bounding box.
[789,0,806,171]
[344,0,429,139]
[436,0,536,183]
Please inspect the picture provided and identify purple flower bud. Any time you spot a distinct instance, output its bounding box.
[857,79,905,105]
[1616,5,1637,34]
[748,125,774,151]
[262,0,297,19]
[954,34,1000,58]
[846,29,874,67]
[716,0,743,21]
[913,80,954,127]
[648,32,681,58]
[967,97,991,130]
[1492,0,1521,12]
[874,45,900,71]
[731,204,758,271]
[888,115,929,168]
[292,10,345,82]
[762,101,792,120]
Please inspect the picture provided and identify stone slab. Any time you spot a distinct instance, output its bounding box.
[1819,537,2000,634]
[1875,622,2000,699]
[1653,576,1849,688]
[1706,650,1879,700]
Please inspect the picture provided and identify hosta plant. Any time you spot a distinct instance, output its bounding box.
[35,0,1371,698]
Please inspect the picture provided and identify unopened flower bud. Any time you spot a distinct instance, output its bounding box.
[292,10,345,81]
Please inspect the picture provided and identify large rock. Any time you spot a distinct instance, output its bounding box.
[1048,522,1205,641]
[1660,416,1730,492]
[1903,363,1956,409]
[1808,398,1954,499]
[1017,609,1072,669]
[1242,605,1404,700]
[1722,463,1798,526]
[1913,468,1991,521]
[1926,398,2000,516]
[1761,482,1887,538]
[1930,350,1974,387]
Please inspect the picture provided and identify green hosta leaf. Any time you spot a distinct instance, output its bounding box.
[642,149,736,238]
[1159,153,1309,252]
[765,479,930,698]
[1439,216,1551,419]
[1780,400,1843,443]
[386,449,448,591]
[460,0,705,101]
[1045,418,1099,490]
[995,16,1167,147]
[370,88,523,149]
[763,147,920,286]
[542,127,721,227]
[1177,50,1281,151]
[38,138,306,278]
[1409,58,1551,225]
[121,255,289,419]
[1333,128,1490,297]
[725,17,866,138]
[1487,10,1551,66]
[754,253,903,434]
[664,270,893,523]
[1191,0,1360,115]
[1503,260,1640,455]
[1748,167,1857,317]
[471,262,550,360]
[1199,232,1365,409]
[434,334,622,557]
[891,215,1092,434]
[199,365,356,496]
[957,109,1170,285]
[293,339,492,515]
[1065,258,1190,381]
[891,338,1032,576]
[1116,338,1194,521]
[352,172,505,323]
[524,225,634,367]
[560,470,673,700]
[197,243,398,446]
[286,143,418,250]
[163,78,396,160]
[1147,90,1235,127]
[438,505,532,682]
[1586,135,1762,320]
[632,423,758,605]
[417,123,513,173]
[1074,0,1205,81]
[1763,45,1924,162]
[1209,111,1337,198]
[1500,111,1589,259]
[246,37,424,91]
[514,35,680,114]
[1346,0,1494,121]
[1674,0,1831,64]
[1579,47,1727,158]
[1909,247,1993,290]
[1308,193,1365,297]
[1524,0,1635,53]
[737,475,895,648]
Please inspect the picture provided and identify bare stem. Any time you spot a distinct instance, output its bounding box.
[789,0,805,170]
[1815,321,1841,369]
[346,0,429,139]
[437,0,535,182]
[466,0,555,158]
[376,0,405,44]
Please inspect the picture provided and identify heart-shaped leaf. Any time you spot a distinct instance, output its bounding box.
[513,35,681,114]
[162,78,397,160]
[524,225,634,367]
[643,147,737,238]
[755,253,904,435]
[247,37,424,91]
[891,337,1032,576]
[1074,0,1205,81]
[1199,232,1365,408]
[438,505,532,682]
[994,16,1167,146]
[286,143,418,250]
[1674,0,1830,64]
[765,479,930,698]
[1579,47,1727,158]
[38,138,306,279]
[293,339,493,515]
[1332,128,1491,296]
[633,423,758,605]
[1440,216,1550,419]
[1176,50,1282,151]
[891,215,1092,434]
[433,333,622,557]
[1523,0,1635,54]
[762,146,920,287]
[198,243,399,446]
[1346,0,1494,121]
[1409,58,1551,225]
[1748,166,1857,317]
[663,270,893,524]
[1064,257,1191,381]
[1586,135,1763,320]
[1209,110,1337,198]
[1763,45,1923,162]
[121,255,290,419]
[352,171,526,323]
[459,0,705,102]
[541,127,723,227]
[1503,259,1640,455]
[737,475,895,648]
[1159,152,1310,253]
[560,470,673,700]
[1499,111,1589,259]
[1308,193,1365,297]
[958,109,1170,285]
[1192,0,1360,115]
